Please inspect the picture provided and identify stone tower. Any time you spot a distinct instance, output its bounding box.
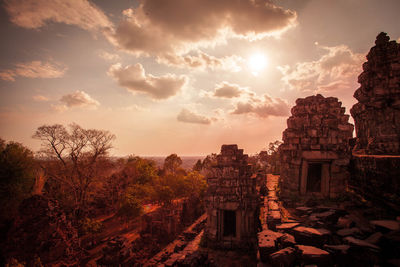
[280,94,353,198]
[351,32,400,155]
[349,33,400,207]
[205,144,259,249]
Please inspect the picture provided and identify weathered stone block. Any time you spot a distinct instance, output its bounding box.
[269,247,297,267]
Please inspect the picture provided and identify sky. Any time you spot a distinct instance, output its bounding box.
[0,0,400,157]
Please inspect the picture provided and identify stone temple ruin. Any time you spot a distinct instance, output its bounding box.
[280,95,354,198]
[351,32,400,155]
[350,32,400,202]
[205,145,259,249]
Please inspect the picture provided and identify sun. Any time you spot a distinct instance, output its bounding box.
[248,53,267,76]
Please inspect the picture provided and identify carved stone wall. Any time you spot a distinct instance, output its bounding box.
[280,94,353,198]
[205,144,259,249]
[351,32,400,155]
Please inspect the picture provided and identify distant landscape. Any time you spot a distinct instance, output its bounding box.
[144,156,205,170]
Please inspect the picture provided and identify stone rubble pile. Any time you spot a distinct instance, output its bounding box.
[258,175,400,266]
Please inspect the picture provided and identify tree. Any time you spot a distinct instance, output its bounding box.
[200,153,217,175]
[32,123,115,217]
[124,156,158,185]
[193,159,203,172]
[153,185,174,206]
[267,140,283,155]
[117,192,143,228]
[163,154,182,175]
[183,171,206,199]
[0,138,36,223]
[265,140,283,174]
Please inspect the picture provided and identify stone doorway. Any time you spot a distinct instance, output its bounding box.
[300,157,332,197]
[306,163,322,192]
[223,210,236,237]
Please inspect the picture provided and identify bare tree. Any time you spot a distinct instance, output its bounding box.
[33,123,115,217]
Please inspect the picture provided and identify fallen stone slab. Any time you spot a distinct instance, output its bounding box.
[296,245,331,265]
[311,210,340,224]
[370,220,400,232]
[276,222,300,231]
[337,227,361,237]
[343,236,380,250]
[295,206,312,215]
[278,233,296,248]
[313,206,332,213]
[267,210,282,230]
[337,216,355,229]
[258,230,283,262]
[324,244,350,254]
[291,226,330,247]
[269,247,297,267]
[258,229,285,239]
[364,232,383,244]
[308,215,319,221]
[312,210,335,218]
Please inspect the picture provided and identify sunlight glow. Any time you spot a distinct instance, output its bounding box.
[248,53,267,76]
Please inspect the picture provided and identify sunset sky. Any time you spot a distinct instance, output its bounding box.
[1,0,400,156]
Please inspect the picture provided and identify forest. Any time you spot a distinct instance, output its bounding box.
[0,123,209,266]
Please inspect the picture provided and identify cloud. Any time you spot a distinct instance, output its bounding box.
[110,0,296,58]
[177,108,212,125]
[50,104,68,112]
[212,82,249,98]
[157,51,243,71]
[0,61,67,81]
[32,95,49,102]
[121,105,147,112]
[4,0,112,33]
[108,63,188,99]
[60,90,99,108]
[231,94,290,118]
[279,45,364,93]
[97,50,120,62]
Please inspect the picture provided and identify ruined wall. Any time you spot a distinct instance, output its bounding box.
[350,33,400,208]
[350,155,400,210]
[205,145,259,249]
[280,94,353,198]
[351,32,400,155]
